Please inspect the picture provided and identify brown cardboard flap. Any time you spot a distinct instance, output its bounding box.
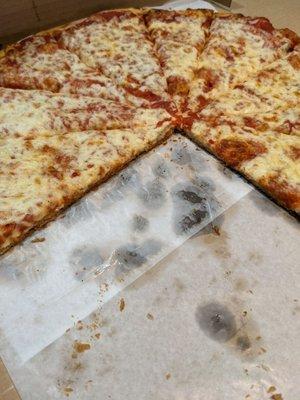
[0,358,20,400]
[0,0,166,46]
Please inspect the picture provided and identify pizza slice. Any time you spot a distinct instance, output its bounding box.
[188,13,298,113]
[0,116,173,255]
[0,33,126,102]
[185,109,300,213]
[0,88,134,136]
[57,9,172,108]
[0,88,173,138]
[182,41,300,129]
[230,45,300,111]
[144,9,213,108]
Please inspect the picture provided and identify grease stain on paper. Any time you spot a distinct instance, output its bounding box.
[69,245,103,281]
[113,239,162,275]
[137,178,167,209]
[196,302,264,359]
[196,302,237,342]
[131,215,149,232]
[172,183,218,236]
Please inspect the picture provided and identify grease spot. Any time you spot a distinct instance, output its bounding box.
[69,246,103,281]
[196,303,263,359]
[152,160,170,178]
[171,144,192,165]
[0,248,48,283]
[179,209,208,232]
[138,178,166,209]
[236,335,251,352]
[113,239,162,274]
[174,277,185,293]
[248,251,263,266]
[117,168,140,187]
[131,215,149,232]
[234,278,248,292]
[103,167,141,204]
[196,303,237,342]
[192,176,216,193]
[176,190,205,203]
[217,163,233,179]
[172,183,218,236]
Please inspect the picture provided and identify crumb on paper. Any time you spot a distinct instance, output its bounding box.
[119,298,125,312]
[212,225,221,236]
[165,373,171,380]
[64,387,73,397]
[31,237,45,243]
[271,395,283,400]
[73,341,91,354]
[76,320,84,330]
[267,387,276,393]
[260,347,267,353]
[100,283,109,292]
[147,313,154,320]
[94,333,101,340]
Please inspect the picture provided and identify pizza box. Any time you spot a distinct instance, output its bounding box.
[0,1,299,400]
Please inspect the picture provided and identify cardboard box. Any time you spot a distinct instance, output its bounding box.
[0,1,299,399]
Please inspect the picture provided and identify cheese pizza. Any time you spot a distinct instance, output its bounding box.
[0,8,299,255]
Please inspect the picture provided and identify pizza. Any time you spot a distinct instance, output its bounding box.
[0,88,172,137]
[0,8,299,255]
